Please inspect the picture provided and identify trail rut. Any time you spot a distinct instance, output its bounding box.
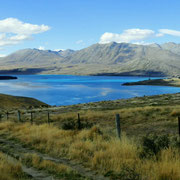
[0,134,109,180]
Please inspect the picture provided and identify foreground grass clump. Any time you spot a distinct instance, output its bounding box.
[0,121,180,180]
[0,151,27,180]
[22,153,86,179]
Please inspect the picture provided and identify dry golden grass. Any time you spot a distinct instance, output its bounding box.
[22,153,84,179]
[139,148,180,180]
[2,101,180,137]
[0,121,179,179]
[49,105,179,137]
[0,151,26,180]
[170,108,180,117]
[0,93,47,110]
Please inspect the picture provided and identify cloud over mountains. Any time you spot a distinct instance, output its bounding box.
[0,18,50,47]
[99,28,180,44]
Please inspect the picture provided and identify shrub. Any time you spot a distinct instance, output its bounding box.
[104,164,141,180]
[139,134,170,158]
[170,136,180,148]
[61,118,93,130]
[61,119,76,130]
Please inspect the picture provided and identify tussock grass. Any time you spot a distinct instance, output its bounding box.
[170,108,180,117]
[2,103,180,136]
[0,121,179,179]
[0,151,26,180]
[49,105,179,136]
[22,153,86,179]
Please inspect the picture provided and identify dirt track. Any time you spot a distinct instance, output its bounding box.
[0,134,109,180]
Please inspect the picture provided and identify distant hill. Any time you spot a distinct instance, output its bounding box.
[1,48,63,66]
[64,42,180,65]
[161,42,180,55]
[0,48,75,66]
[58,49,75,57]
[0,94,48,110]
[61,42,180,76]
[1,42,180,76]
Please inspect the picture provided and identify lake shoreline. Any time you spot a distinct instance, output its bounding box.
[0,67,167,77]
[122,78,180,87]
[0,76,17,80]
[2,92,180,112]
[1,75,180,106]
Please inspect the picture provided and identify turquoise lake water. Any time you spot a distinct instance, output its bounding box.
[0,75,180,106]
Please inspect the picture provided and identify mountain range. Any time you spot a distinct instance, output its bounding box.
[1,42,180,76]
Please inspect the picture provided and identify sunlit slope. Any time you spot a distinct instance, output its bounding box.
[0,94,47,110]
[1,42,180,76]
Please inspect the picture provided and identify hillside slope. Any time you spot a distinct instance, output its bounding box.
[1,42,180,76]
[0,94,48,110]
[1,49,63,66]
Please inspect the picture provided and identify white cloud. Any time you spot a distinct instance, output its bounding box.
[54,49,65,51]
[38,46,45,50]
[99,29,155,44]
[0,18,50,35]
[0,54,6,57]
[132,41,154,45]
[9,34,31,41]
[99,28,180,44]
[0,18,50,47]
[159,29,180,37]
[0,33,22,46]
[156,33,164,37]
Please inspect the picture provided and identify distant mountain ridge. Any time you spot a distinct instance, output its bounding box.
[1,42,180,76]
[58,49,75,57]
[0,48,75,66]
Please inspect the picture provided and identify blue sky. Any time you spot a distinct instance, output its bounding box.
[0,0,180,56]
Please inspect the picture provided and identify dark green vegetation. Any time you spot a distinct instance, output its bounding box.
[1,42,180,76]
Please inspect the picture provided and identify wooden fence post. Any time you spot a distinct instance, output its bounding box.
[47,112,50,124]
[77,113,81,130]
[6,111,9,120]
[30,112,33,124]
[178,117,180,137]
[116,114,121,139]
[17,111,21,122]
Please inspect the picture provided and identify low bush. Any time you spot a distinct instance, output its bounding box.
[61,118,93,130]
[139,134,170,158]
[105,164,141,180]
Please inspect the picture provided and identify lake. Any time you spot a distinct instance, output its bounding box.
[0,75,180,106]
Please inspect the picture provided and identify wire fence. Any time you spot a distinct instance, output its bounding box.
[0,110,180,138]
